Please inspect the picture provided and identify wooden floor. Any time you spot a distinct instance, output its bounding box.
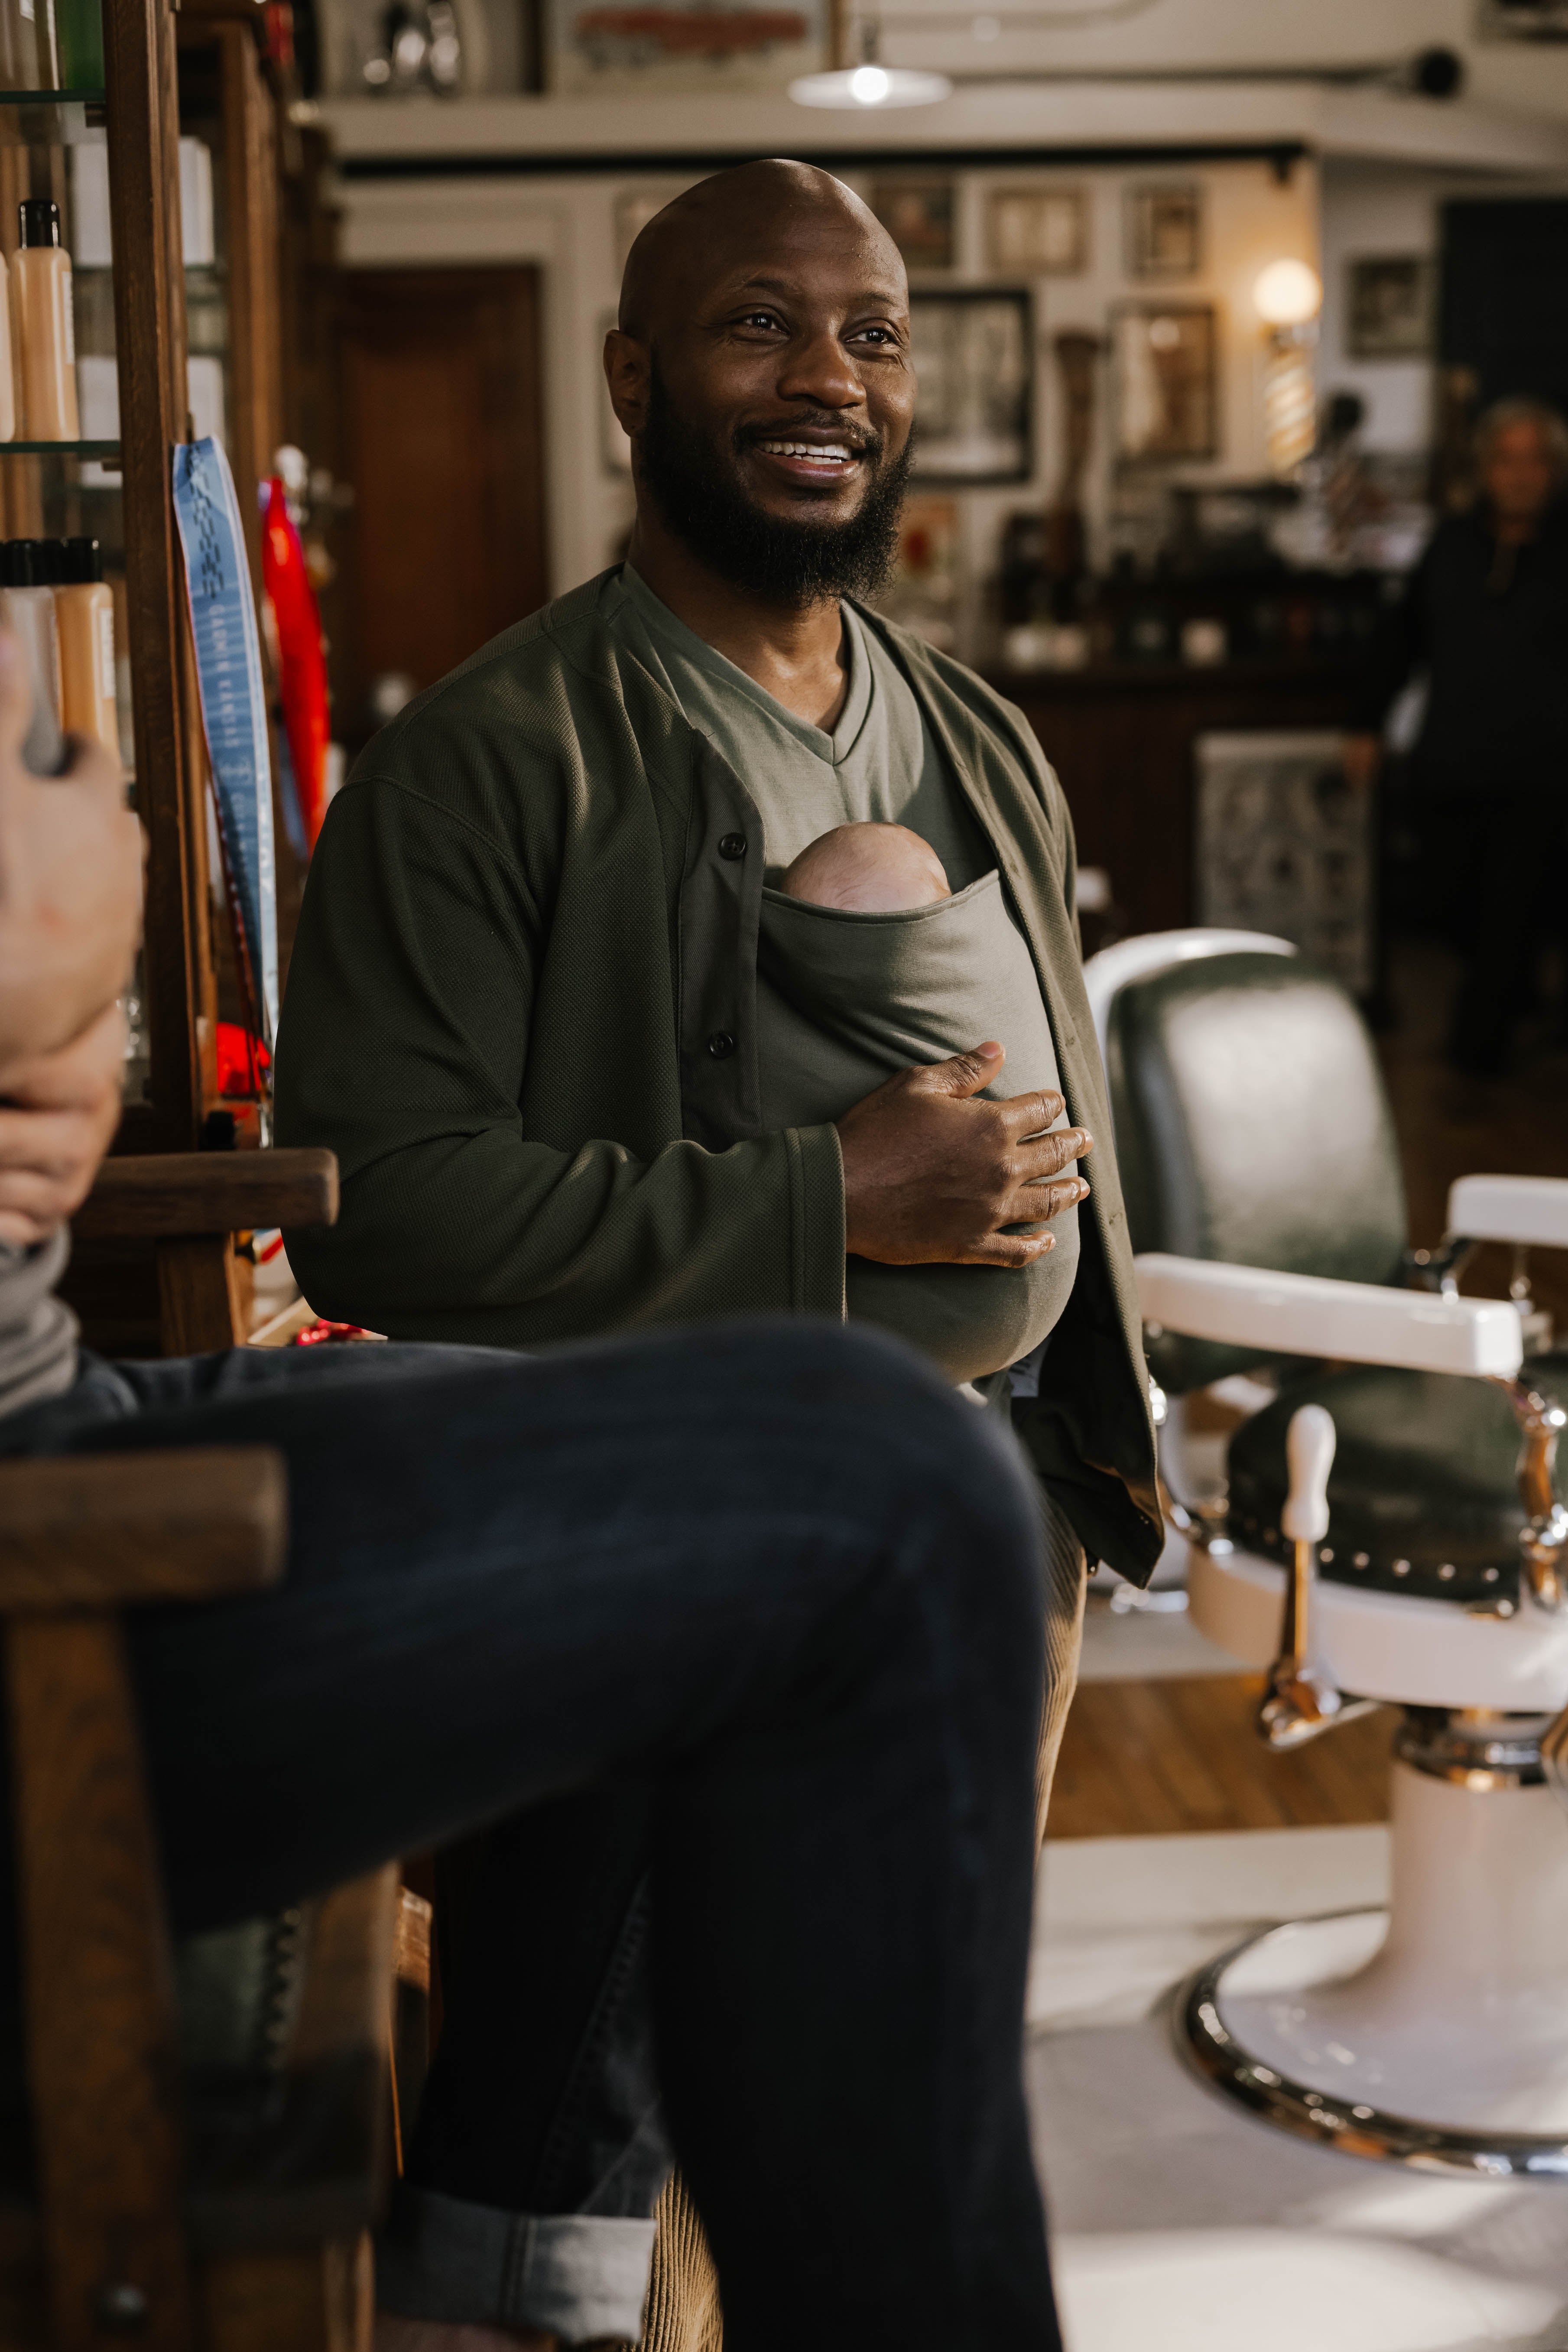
[1053,932,1566,1842]
[1050,1675,1393,1839]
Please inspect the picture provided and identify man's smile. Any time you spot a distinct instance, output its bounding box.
[748,428,872,488]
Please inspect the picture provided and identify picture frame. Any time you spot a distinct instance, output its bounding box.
[984,187,1087,277]
[1111,302,1218,465]
[909,290,1032,485]
[546,0,826,95]
[1126,183,1202,279]
[871,180,956,272]
[1347,255,1435,360]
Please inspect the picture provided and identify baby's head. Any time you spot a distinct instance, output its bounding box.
[780,822,951,914]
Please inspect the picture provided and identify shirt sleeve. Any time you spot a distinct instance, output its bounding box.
[273,776,846,1346]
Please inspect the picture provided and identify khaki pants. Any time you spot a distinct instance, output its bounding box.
[636,1486,1088,2352]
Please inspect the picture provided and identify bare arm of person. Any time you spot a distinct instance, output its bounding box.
[837,1041,1091,1268]
[0,630,142,1080]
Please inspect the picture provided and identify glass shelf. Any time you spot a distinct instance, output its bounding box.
[0,94,105,145]
[0,439,120,456]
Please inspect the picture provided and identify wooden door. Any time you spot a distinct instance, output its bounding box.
[336,268,549,736]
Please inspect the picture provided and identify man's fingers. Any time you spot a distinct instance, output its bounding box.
[956,1229,1056,1270]
[917,1041,1005,1100]
[3,1001,127,1107]
[1017,1175,1090,1225]
[993,1085,1067,1137]
[1013,1127,1091,1183]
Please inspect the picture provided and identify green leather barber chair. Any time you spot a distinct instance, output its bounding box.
[1083,929,1568,2179]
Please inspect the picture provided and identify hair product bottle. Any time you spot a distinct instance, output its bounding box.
[12,198,78,441]
[0,252,16,445]
[0,540,62,773]
[54,0,100,87]
[46,536,115,751]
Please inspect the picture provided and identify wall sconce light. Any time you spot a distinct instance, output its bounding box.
[1253,259,1322,477]
[790,19,951,107]
[1253,259,1323,331]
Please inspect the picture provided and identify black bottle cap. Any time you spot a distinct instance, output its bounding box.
[0,541,46,588]
[60,537,101,584]
[18,199,62,251]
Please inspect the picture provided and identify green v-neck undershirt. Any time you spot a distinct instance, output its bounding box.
[603,562,993,888]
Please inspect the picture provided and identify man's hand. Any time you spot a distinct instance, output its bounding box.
[0,1001,127,1247]
[837,1041,1091,1268]
[0,627,142,1075]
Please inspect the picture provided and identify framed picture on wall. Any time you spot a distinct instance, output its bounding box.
[909,291,1032,484]
[984,187,1087,276]
[547,0,826,94]
[1347,256,1435,359]
[1126,183,1202,279]
[871,180,956,271]
[1111,302,1218,465]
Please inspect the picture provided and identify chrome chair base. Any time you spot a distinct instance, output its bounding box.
[1178,1911,1568,2180]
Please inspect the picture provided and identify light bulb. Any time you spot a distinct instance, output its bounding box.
[789,62,951,107]
[1253,259,1322,329]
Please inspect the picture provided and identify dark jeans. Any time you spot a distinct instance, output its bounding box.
[1412,776,1568,1074]
[0,1321,1059,2352]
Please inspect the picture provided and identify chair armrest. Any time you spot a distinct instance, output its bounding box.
[0,1448,287,1607]
[1134,1252,1523,1379]
[1446,1174,1568,1252]
[74,1149,339,1241]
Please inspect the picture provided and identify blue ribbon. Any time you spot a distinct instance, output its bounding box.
[171,437,279,1046]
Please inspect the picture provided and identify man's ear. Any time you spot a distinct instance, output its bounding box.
[604,328,651,439]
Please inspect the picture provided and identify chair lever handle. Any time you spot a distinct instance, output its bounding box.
[1500,1379,1568,1614]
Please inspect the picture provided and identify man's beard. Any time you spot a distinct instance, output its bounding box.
[637,363,913,607]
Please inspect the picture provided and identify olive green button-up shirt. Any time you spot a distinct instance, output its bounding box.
[273,572,1162,1580]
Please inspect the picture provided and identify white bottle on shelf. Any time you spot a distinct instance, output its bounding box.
[12,197,78,442]
[0,540,62,775]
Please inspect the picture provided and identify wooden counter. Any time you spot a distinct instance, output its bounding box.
[989,658,1362,938]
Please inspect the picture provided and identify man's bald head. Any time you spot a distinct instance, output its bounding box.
[618,159,904,341]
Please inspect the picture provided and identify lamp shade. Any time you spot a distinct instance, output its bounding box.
[789,62,951,106]
[1253,259,1322,329]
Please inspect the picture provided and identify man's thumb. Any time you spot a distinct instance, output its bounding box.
[928,1041,1005,1099]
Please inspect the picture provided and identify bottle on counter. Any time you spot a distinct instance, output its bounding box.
[0,539,62,774]
[12,198,78,441]
[45,536,115,752]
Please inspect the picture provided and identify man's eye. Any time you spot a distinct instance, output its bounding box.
[740,312,782,331]
[854,327,899,347]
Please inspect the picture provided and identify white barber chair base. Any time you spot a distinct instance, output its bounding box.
[1181,1765,1568,2176]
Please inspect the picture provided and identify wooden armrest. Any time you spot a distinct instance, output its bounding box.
[73,1150,339,1241]
[0,1448,286,1608]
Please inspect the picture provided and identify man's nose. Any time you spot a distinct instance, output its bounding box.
[776,327,865,411]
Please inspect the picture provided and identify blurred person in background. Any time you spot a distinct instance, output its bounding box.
[1346,395,1568,1077]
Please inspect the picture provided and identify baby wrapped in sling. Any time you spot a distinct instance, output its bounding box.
[759,822,1079,1386]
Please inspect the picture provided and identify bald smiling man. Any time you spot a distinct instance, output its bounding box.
[276,162,1163,2348]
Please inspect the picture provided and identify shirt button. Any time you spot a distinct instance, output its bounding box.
[707,1031,736,1059]
[717,832,748,861]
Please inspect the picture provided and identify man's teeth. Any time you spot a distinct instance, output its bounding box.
[760,440,854,460]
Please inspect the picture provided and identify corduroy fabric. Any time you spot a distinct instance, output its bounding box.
[273,573,1162,1581]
